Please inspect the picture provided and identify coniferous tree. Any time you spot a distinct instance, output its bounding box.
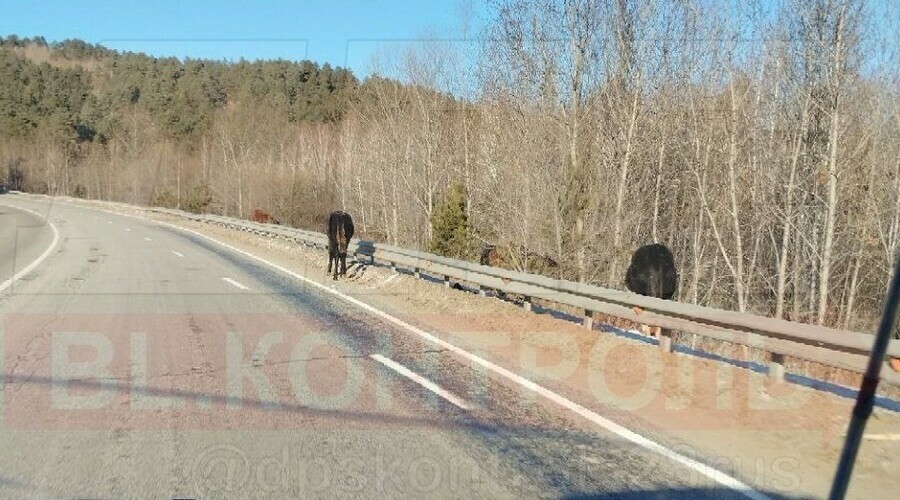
[429,181,472,259]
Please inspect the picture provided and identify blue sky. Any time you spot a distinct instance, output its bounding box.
[0,0,486,76]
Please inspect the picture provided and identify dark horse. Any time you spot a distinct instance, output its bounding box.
[326,211,355,280]
[625,243,677,338]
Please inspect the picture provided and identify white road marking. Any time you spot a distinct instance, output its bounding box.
[171,251,184,258]
[44,198,767,500]
[863,434,900,441]
[371,354,470,410]
[222,277,249,290]
[144,237,152,242]
[0,204,60,294]
[125,228,131,232]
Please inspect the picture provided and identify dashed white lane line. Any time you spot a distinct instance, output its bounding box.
[144,237,152,242]
[171,251,184,258]
[125,228,131,232]
[222,277,249,290]
[371,354,469,410]
[863,434,900,441]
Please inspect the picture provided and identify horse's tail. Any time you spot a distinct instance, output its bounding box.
[337,223,348,254]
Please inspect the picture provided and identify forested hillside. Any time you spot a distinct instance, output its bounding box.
[1,0,899,334]
[0,35,357,225]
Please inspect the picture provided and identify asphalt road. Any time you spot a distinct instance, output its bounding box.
[0,195,771,499]
[0,202,56,291]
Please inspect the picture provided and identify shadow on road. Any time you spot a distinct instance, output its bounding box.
[2,373,786,498]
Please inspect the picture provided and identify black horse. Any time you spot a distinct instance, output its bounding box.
[625,243,677,338]
[326,211,355,280]
[625,243,677,299]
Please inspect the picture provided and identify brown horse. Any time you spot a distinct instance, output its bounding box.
[250,208,279,225]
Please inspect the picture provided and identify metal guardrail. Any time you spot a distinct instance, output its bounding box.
[134,205,900,387]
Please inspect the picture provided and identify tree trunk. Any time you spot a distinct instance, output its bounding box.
[609,90,641,285]
[776,96,810,318]
[816,4,846,325]
[651,139,665,243]
[726,79,746,313]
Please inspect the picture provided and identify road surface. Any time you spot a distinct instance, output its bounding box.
[0,195,772,499]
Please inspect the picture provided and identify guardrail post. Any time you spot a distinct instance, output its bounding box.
[768,352,786,381]
[658,329,673,353]
[523,296,533,312]
[414,268,421,279]
[583,310,594,330]
[443,275,450,288]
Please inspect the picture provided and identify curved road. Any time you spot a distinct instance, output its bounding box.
[0,195,767,499]
[0,202,56,292]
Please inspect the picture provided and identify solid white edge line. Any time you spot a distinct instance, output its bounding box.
[222,277,249,290]
[28,196,768,500]
[0,204,60,294]
[371,354,470,410]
